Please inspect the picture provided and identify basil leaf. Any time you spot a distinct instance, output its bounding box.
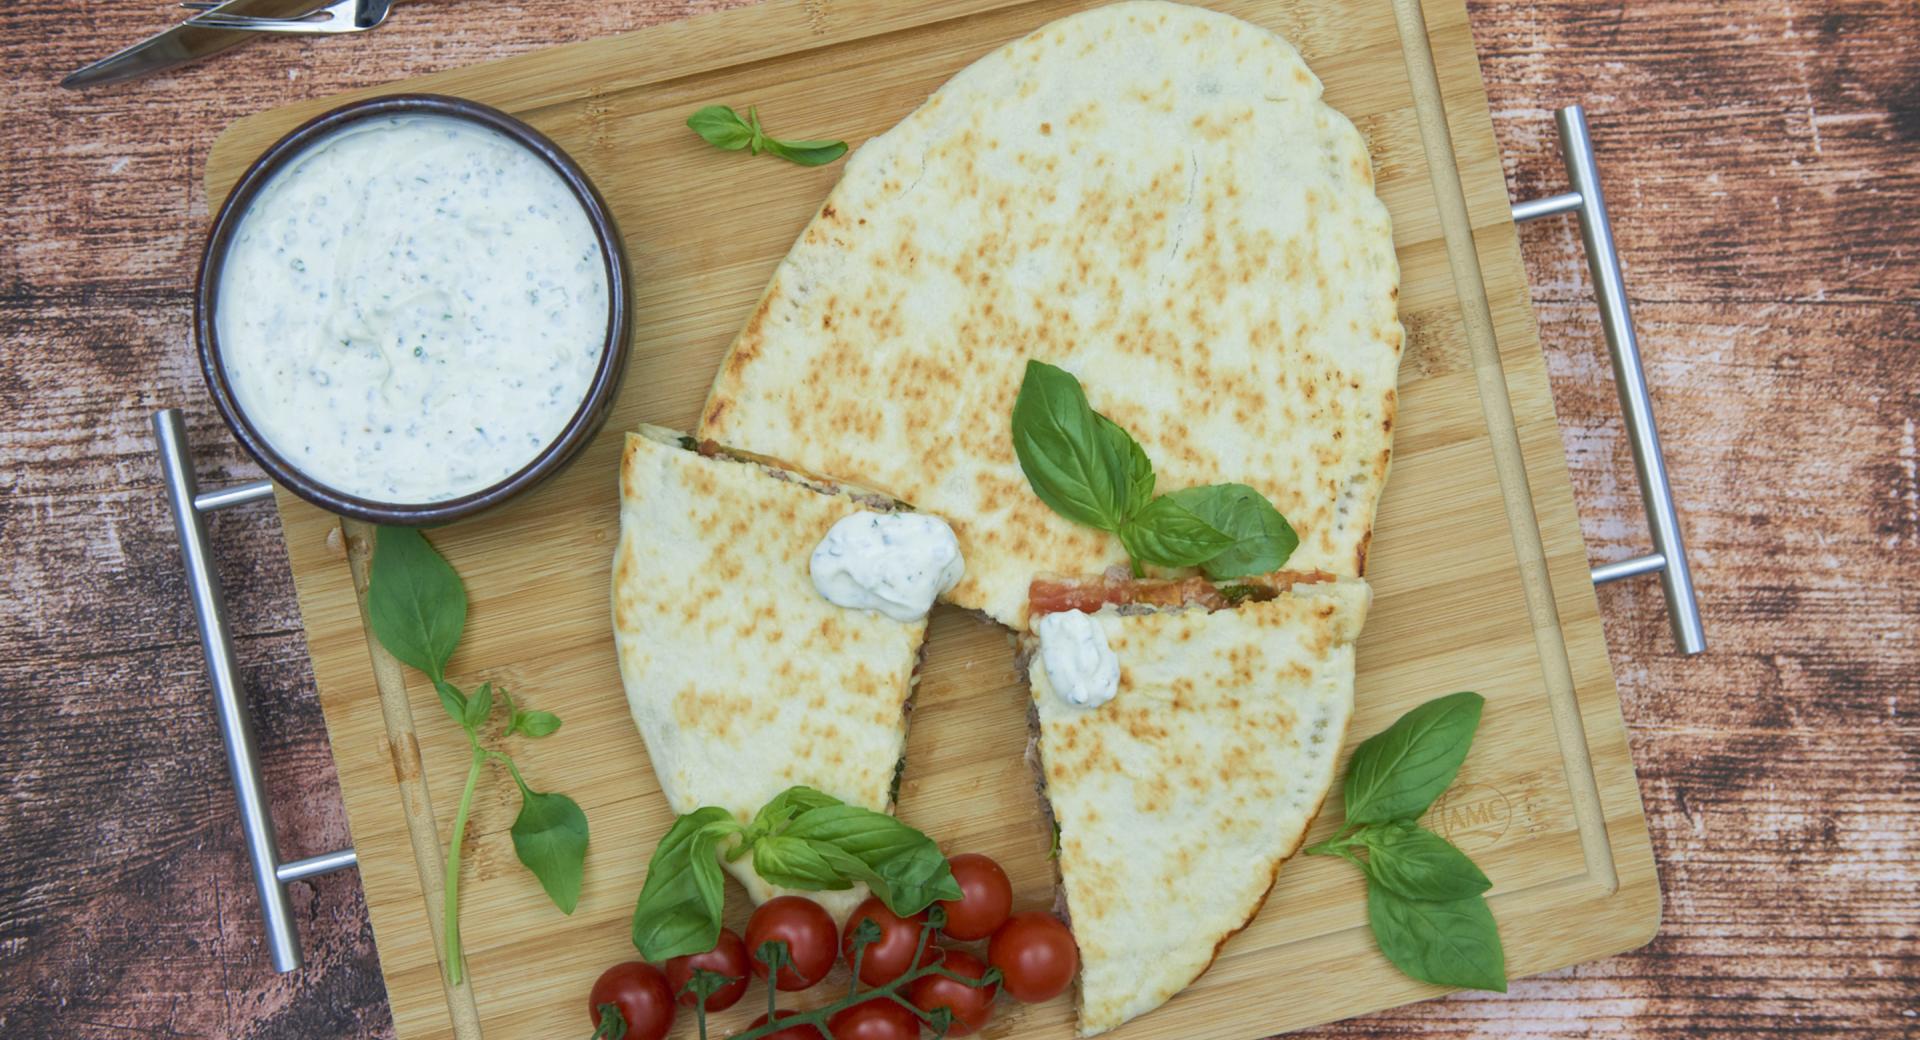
[461,681,494,732]
[1343,692,1484,825]
[864,838,962,913]
[761,138,849,166]
[1095,412,1155,516]
[745,105,766,152]
[1119,493,1235,568]
[744,785,844,848]
[1360,821,1490,901]
[782,804,961,915]
[508,709,563,739]
[1170,483,1298,579]
[511,788,588,914]
[688,105,847,165]
[433,680,468,727]
[1012,361,1130,531]
[1366,884,1507,992]
[812,840,951,916]
[632,807,740,962]
[752,834,855,891]
[686,105,755,151]
[367,527,466,682]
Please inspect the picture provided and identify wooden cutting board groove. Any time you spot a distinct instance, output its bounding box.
[202,1,1660,1038]
[1385,0,1617,894]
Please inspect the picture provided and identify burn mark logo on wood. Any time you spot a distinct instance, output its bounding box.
[1426,782,1512,852]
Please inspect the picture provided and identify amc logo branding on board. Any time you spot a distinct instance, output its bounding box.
[1426,783,1513,852]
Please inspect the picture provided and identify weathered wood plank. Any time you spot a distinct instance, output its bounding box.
[0,0,1914,1037]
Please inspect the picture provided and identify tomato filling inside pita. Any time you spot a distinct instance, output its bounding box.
[1027,568,1339,616]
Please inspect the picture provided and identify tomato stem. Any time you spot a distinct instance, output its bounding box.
[724,913,997,1040]
[757,939,788,1023]
[442,746,485,986]
[589,1002,628,1040]
[846,915,881,999]
[678,968,730,1040]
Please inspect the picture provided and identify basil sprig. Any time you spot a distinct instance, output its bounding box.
[687,105,849,166]
[1359,819,1491,901]
[631,807,739,965]
[1306,692,1506,992]
[632,786,961,963]
[772,804,959,911]
[1011,360,1298,578]
[368,528,589,986]
[1366,884,1506,991]
[1012,359,1133,528]
[1343,691,1484,824]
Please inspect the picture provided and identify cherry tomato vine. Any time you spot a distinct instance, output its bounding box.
[594,906,1002,1040]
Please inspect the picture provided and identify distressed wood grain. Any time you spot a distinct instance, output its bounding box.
[0,1,1913,1038]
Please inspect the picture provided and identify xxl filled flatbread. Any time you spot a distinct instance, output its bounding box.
[612,426,925,918]
[700,0,1402,628]
[1027,577,1370,1035]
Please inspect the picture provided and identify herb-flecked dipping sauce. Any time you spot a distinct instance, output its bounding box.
[215,114,610,504]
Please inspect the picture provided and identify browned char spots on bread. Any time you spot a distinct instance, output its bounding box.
[1198,780,1335,978]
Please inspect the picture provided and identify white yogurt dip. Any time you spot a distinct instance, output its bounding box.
[810,511,965,622]
[215,114,610,503]
[1035,610,1119,708]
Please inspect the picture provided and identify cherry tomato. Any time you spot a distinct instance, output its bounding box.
[742,1009,825,1040]
[908,948,997,1036]
[663,927,750,1011]
[937,854,1013,941]
[841,896,936,985]
[827,997,921,1040]
[988,911,1078,1003]
[587,961,676,1040]
[745,896,839,991]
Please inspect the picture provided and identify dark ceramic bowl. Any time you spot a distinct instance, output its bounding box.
[195,94,631,526]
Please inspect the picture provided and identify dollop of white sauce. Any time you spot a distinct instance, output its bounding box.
[810,512,965,622]
[215,114,610,504]
[1035,610,1120,709]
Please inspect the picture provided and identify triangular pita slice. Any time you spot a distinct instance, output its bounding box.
[1027,576,1370,1035]
[613,426,925,918]
[699,0,1402,628]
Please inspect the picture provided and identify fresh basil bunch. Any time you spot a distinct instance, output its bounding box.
[1306,692,1507,991]
[1011,360,1298,578]
[687,104,849,166]
[632,785,961,962]
[367,528,590,986]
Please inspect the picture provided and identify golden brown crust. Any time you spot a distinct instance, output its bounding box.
[612,427,929,922]
[1031,579,1369,1034]
[1198,751,1340,979]
[696,1,1401,630]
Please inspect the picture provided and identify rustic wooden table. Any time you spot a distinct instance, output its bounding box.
[1,1,1913,1037]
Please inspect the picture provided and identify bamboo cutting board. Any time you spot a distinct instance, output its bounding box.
[203,1,1660,1037]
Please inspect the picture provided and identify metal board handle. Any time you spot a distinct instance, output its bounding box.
[1511,105,1706,655]
[153,409,357,973]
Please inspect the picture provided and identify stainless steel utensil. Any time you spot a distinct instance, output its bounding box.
[60,0,326,89]
[185,0,394,34]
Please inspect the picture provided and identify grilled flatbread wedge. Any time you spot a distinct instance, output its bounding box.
[1026,574,1370,1035]
[613,426,924,918]
[700,0,1402,628]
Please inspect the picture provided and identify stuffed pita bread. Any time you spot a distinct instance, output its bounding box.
[613,426,925,918]
[1026,574,1370,1035]
[699,0,1401,628]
